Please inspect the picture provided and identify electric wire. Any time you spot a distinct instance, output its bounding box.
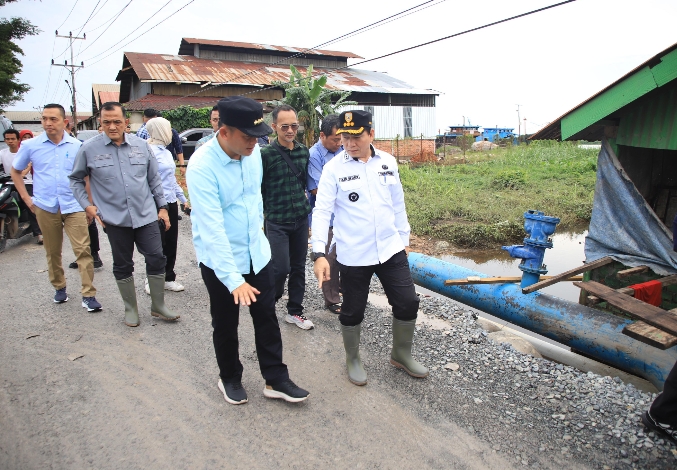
[81,0,178,62]
[235,0,577,99]
[53,0,103,59]
[84,0,196,67]
[184,0,445,98]
[55,0,80,31]
[77,0,135,56]
[74,0,107,35]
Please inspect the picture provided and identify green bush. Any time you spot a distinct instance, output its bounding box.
[162,106,211,132]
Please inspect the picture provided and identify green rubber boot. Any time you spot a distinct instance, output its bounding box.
[116,277,139,327]
[340,324,367,386]
[390,318,428,378]
[147,274,180,321]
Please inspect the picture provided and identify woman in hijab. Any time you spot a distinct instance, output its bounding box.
[145,117,189,293]
[19,130,34,142]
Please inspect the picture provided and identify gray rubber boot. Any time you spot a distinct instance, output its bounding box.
[147,274,180,321]
[390,318,428,378]
[116,277,139,327]
[340,324,367,386]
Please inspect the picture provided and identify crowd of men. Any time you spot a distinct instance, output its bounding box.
[2,98,675,443]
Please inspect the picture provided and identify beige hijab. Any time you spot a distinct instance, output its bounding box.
[146,117,173,146]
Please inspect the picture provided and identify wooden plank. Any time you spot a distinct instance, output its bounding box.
[623,321,677,350]
[521,257,614,294]
[444,275,583,286]
[586,275,677,305]
[573,280,677,336]
[616,266,649,278]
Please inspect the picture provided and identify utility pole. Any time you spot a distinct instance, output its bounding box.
[52,31,85,137]
[516,104,521,144]
[524,118,527,143]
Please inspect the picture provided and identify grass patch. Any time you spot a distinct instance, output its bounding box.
[400,141,597,248]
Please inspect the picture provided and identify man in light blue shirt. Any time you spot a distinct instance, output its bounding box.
[11,103,101,311]
[187,96,309,406]
[307,114,343,313]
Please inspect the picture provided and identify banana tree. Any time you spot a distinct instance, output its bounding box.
[268,64,356,147]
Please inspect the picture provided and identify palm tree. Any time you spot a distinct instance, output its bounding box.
[268,65,356,148]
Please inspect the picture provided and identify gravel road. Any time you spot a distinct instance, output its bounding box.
[1,218,675,469]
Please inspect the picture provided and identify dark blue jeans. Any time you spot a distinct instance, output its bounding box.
[265,217,308,316]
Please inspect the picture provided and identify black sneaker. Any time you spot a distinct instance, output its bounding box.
[218,379,248,405]
[263,379,309,403]
[642,410,677,444]
[68,261,78,269]
[93,254,103,269]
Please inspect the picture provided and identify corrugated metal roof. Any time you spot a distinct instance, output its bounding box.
[119,52,436,96]
[180,38,362,59]
[531,41,677,141]
[616,80,677,150]
[98,91,120,104]
[92,84,120,109]
[123,94,221,111]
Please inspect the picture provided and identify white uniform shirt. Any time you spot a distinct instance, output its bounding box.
[311,146,410,266]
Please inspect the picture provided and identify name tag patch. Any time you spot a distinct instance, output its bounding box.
[339,175,360,183]
[378,171,394,177]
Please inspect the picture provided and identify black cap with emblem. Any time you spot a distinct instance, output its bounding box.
[217,96,273,137]
[336,110,372,135]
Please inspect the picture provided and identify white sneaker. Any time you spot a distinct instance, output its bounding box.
[285,314,314,330]
[144,278,150,295]
[165,280,184,292]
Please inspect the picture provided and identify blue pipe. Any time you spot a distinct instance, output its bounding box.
[409,252,677,389]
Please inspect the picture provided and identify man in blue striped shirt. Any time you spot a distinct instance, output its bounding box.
[187,96,309,406]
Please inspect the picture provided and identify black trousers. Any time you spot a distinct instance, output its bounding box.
[338,250,419,327]
[88,219,100,254]
[20,184,41,236]
[651,360,677,425]
[161,202,179,282]
[104,221,166,281]
[200,262,289,385]
[265,217,308,316]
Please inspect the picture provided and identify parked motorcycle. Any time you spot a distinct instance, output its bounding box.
[0,170,33,252]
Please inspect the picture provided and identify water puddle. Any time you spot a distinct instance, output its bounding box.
[440,231,587,303]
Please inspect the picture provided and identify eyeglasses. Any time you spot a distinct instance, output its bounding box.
[278,124,299,132]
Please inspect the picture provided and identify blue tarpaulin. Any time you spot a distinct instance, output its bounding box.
[585,141,677,275]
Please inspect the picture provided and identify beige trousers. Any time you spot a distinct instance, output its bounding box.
[35,207,96,297]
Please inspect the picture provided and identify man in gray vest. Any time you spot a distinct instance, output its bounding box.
[70,101,180,327]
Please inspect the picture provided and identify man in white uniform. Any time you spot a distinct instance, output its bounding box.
[311,110,428,386]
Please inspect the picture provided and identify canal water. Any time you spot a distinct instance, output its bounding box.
[439,231,588,303]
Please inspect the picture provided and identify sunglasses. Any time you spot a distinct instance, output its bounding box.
[278,124,299,132]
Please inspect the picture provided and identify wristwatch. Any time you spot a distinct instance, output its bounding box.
[311,252,326,261]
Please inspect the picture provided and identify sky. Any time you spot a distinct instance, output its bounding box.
[2,0,676,135]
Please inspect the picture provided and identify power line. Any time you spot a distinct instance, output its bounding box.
[53,0,102,58]
[235,0,577,100]
[84,0,196,66]
[56,0,80,31]
[77,0,135,56]
[184,0,446,98]
[82,0,177,62]
[75,0,106,36]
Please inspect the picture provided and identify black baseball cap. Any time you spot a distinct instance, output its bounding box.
[217,96,272,137]
[336,110,373,135]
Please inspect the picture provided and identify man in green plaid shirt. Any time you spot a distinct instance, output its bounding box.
[261,105,314,330]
